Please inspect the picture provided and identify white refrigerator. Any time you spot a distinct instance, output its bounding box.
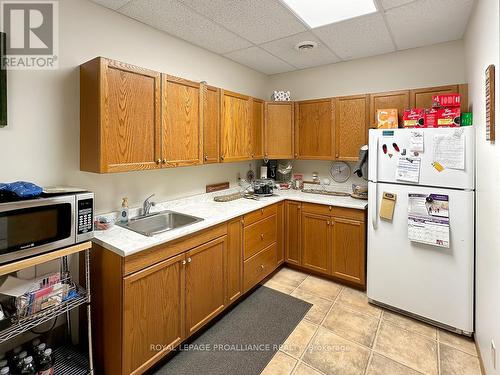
[367,127,475,334]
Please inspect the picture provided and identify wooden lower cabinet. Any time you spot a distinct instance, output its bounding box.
[331,217,366,286]
[185,237,226,336]
[300,212,331,274]
[299,203,366,288]
[226,218,243,304]
[123,254,185,375]
[285,201,301,265]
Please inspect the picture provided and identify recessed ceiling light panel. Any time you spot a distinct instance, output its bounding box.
[281,0,377,28]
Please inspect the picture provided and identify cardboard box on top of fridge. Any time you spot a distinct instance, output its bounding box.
[403,108,425,128]
[424,108,439,127]
[432,93,461,108]
[437,107,461,127]
[377,109,398,129]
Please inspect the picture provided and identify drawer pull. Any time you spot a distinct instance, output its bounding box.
[182,260,187,265]
[260,264,264,270]
[329,206,332,211]
[187,257,192,263]
[260,233,264,240]
[260,208,264,215]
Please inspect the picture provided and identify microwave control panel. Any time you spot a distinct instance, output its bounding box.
[77,198,93,234]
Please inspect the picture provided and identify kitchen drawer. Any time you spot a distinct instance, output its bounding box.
[244,204,277,226]
[243,243,277,292]
[244,214,277,260]
[302,203,365,221]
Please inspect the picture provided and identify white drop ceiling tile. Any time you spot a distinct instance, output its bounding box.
[379,0,417,10]
[224,47,295,75]
[260,32,340,69]
[119,0,252,54]
[385,0,475,50]
[91,0,132,10]
[313,13,395,60]
[179,0,307,44]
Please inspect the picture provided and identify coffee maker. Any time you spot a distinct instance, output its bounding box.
[266,160,278,180]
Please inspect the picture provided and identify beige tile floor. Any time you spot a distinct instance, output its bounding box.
[260,267,481,375]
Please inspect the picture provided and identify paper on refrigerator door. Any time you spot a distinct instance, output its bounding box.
[410,130,424,152]
[432,129,465,170]
[407,193,450,248]
[396,157,421,183]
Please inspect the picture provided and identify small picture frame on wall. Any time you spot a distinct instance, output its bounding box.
[485,64,495,142]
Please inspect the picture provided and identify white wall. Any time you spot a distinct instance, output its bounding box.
[267,40,466,100]
[0,0,267,213]
[464,0,500,373]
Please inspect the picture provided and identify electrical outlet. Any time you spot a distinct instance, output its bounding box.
[492,339,497,369]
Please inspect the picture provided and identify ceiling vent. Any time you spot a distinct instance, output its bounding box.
[294,41,318,51]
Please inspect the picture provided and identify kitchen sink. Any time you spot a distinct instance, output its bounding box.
[117,210,204,236]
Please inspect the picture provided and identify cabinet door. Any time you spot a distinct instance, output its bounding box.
[410,85,459,109]
[250,98,264,159]
[301,212,331,274]
[335,95,368,161]
[123,253,185,375]
[276,201,285,266]
[162,75,202,167]
[203,85,220,164]
[331,218,366,287]
[226,218,243,305]
[220,90,251,162]
[295,99,334,159]
[264,102,294,159]
[185,237,226,336]
[369,90,410,129]
[285,201,301,266]
[101,59,161,172]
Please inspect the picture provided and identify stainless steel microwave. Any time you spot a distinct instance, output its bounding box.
[0,192,94,264]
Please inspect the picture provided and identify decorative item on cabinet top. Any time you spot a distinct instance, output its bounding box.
[272,90,291,101]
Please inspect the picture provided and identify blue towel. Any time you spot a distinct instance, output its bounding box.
[0,181,43,198]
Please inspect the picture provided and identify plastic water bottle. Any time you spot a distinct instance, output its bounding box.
[20,357,35,375]
[15,351,27,374]
[35,349,53,375]
[0,366,10,375]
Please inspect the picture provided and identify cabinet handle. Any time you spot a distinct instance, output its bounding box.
[204,155,208,161]
[162,159,167,164]
[260,264,265,270]
[182,260,187,265]
[260,233,264,240]
[156,159,161,165]
[241,218,244,225]
[329,206,332,211]
[220,155,225,161]
[327,221,331,226]
[260,208,264,214]
[294,153,298,158]
[187,257,192,263]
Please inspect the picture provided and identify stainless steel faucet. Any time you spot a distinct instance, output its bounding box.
[142,194,156,216]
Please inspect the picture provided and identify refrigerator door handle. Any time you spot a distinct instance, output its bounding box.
[368,131,378,183]
[370,183,378,230]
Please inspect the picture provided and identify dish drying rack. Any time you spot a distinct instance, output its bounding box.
[0,242,94,374]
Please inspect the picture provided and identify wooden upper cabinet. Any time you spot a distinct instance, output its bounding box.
[185,237,226,337]
[220,90,251,162]
[264,102,294,159]
[285,201,301,266]
[162,75,202,167]
[369,90,410,129]
[202,85,220,164]
[335,95,369,161]
[80,57,161,173]
[410,85,459,109]
[250,98,264,159]
[331,217,366,286]
[123,253,185,375]
[295,99,335,160]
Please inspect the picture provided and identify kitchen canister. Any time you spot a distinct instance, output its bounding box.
[272,90,291,101]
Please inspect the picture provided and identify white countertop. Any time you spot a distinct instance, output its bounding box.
[93,188,367,257]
